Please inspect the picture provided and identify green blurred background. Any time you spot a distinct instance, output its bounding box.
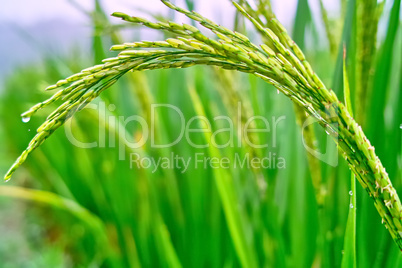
[0,0,401,267]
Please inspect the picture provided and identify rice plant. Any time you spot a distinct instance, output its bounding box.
[1,0,401,266]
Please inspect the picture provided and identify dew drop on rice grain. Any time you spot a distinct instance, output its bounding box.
[22,117,30,123]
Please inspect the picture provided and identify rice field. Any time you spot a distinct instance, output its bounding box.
[0,0,401,267]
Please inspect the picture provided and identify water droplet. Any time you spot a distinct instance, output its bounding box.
[349,191,353,196]
[28,129,31,132]
[277,89,280,94]
[4,174,11,182]
[350,204,354,208]
[22,117,30,123]
[400,124,402,129]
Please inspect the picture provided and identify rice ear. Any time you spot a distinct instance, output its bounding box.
[5,0,402,251]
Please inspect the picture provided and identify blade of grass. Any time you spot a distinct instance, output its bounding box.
[188,82,258,268]
[332,0,356,96]
[341,48,356,268]
[92,0,108,64]
[318,0,338,57]
[354,0,380,125]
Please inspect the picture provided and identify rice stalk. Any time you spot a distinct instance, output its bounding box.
[341,49,357,268]
[236,0,324,204]
[355,0,382,125]
[318,0,338,57]
[4,0,402,250]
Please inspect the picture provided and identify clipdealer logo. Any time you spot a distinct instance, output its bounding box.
[63,101,338,170]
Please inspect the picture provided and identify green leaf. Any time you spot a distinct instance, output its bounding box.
[341,51,356,268]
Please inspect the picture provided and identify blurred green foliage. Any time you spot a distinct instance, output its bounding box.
[0,0,401,267]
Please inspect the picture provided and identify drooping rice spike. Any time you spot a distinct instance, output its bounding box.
[5,0,402,252]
